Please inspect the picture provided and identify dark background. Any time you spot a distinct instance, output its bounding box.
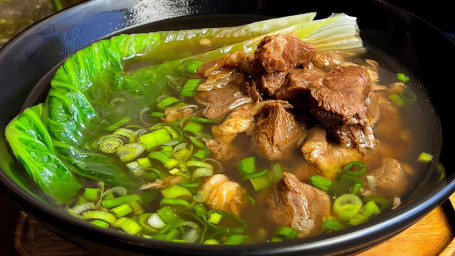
[385,0,455,40]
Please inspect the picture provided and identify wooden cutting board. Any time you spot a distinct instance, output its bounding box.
[13,194,455,256]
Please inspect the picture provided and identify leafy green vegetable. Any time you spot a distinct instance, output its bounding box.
[4,104,82,203]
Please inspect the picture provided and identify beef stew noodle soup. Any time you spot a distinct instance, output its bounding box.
[5,13,435,245]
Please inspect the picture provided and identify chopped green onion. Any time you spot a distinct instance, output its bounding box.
[193,149,210,159]
[82,188,99,202]
[186,60,204,74]
[194,204,207,217]
[51,0,63,11]
[360,201,380,218]
[237,157,257,179]
[183,121,204,134]
[348,213,367,226]
[98,135,124,153]
[90,220,110,229]
[343,161,366,178]
[366,196,390,210]
[224,234,249,245]
[113,128,137,142]
[273,226,299,240]
[204,239,220,245]
[333,194,363,221]
[157,96,179,109]
[188,136,208,150]
[138,213,159,234]
[250,172,272,191]
[269,163,284,181]
[180,79,202,97]
[126,161,144,177]
[309,175,332,192]
[138,128,172,150]
[161,185,193,201]
[329,175,363,196]
[104,117,131,132]
[397,73,410,83]
[418,152,433,163]
[101,194,141,208]
[164,228,180,241]
[189,116,218,123]
[193,191,207,203]
[137,157,152,169]
[351,182,362,195]
[144,168,164,180]
[388,94,405,107]
[110,204,133,218]
[116,143,146,162]
[114,217,142,235]
[129,200,144,215]
[186,160,213,169]
[157,207,180,224]
[400,88,416,104]
[82,211,117,225]
[68,202,96,215]
[147,213,166,229]
[159,198,191,208]
[101,186,127,200]
[244,169,269,180]
[161,145,174,157]
[181,227,200,243]
[208,212,223,224]
[151,112,165,118]
[149,151,170,164]
[192,167,213,181]
[162,126,181,140]
[322,219,345,232]
[203,209,247,234]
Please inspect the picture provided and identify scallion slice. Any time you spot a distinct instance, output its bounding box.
[180,79,202,97]
[116,143,146,162]
[114,217,142,235]
[333,194,363,221]
[161,185,193,201]
[101,194,141,208]
[138,128,172,150]
[309,175,332,192]
[237,157,257,179]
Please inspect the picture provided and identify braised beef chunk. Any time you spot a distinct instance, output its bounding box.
[225,51,263,75]
[251,100,303,160]
[301,126,362,177]
[255,33,316,73]
[275,67,322,103]
[197,52,261,77]
[194,84,251,119]
[197,68,244,92]
[311,65,372,122]
[328,122,376,149]
[267,172,331,237]
[257,71,288,96]
[313,51,345,70]
[364,157,408,196]
[243,80,263,101]
[308,65,376,148]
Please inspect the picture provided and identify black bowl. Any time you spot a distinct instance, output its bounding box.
[1,0,454,255]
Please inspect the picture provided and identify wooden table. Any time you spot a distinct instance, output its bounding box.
[2,193,453,256]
